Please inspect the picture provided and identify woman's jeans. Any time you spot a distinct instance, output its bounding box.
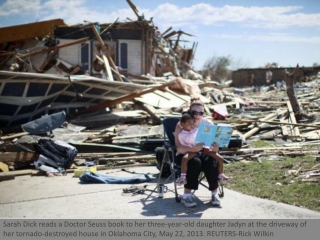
[176,154,219,191]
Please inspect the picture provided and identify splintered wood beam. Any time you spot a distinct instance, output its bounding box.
[136,103,162,125]
[91,25,123,82]
[0,51,14,57]
[280,118,289,137]
[99,155,155,161]
[126,0,140,19]
[165,87,188,102]
[77,152,150,158]
[69,66,81,75]
[38,48,58,72]
[163,30,178,39]
[173,33,181,50]
[0,132,29,140]
[243,110,287,140]
[237,119,320,129]
[112,133,160,140]
[287,100,301,137]
[253,100,309,105]
[120,71,150,80]
[102,55,114,81]
[0,152,35,163]
[16,37,89,58]
[100,17,119,36]
[74,79,177,116]
[284,64,301,114]
[161,27,172,37]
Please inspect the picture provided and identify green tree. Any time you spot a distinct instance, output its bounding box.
[202,55,232,82]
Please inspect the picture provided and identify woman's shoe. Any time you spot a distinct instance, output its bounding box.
[218,173,232,181]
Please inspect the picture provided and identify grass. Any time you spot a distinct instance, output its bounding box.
[248,139,274,148]
[151,139,320,212]
[224,154,320,212]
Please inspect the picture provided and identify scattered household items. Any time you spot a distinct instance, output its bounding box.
[122,185,155,195]
[227,135,243,149]
[21,111,66,135]
[74,166,97,177]
[34,155,66,177]
[33,138,78,170]
[157,183,168,198]
[0,1,320,187]
[212,105,228,120]
[79,171,153,184]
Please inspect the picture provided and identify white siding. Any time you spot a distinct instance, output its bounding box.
[118,40,144,75]
[58,39,80,66]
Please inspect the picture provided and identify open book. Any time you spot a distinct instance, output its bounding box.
[195,123,233,148]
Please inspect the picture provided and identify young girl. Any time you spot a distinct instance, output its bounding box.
[175,113,198,185]
[175,98,231,207]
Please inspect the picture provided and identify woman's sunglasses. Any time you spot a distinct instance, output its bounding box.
[191,110,204,116]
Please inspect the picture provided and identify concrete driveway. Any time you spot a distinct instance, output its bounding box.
[1,166,320,219]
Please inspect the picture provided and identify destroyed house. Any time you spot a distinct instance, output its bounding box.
[232,67,320,88]
[53,20,156,77]
[0,15,198,128]
[52,21,197,78]
[0,17,196,77]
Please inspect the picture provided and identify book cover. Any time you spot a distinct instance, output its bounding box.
[195,123,233,148]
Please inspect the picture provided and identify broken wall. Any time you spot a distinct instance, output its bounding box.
[232,68,292,87]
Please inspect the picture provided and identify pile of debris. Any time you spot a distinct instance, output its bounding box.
[0,0,203,127]
[0,1,320,182]
[1,72,320,181]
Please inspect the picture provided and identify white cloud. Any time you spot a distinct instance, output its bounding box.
[211,33,320,44]
[40,0,138,25]
[0,0,136,24]
[1,0,320,30]
[146,3,320,29]
[0,0,41,17]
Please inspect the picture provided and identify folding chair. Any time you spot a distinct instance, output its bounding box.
[156,117,224,203]
[156,117,181,202]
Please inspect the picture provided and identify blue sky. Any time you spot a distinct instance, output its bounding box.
[1,0,319,70]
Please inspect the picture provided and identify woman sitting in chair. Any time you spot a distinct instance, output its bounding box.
[174,98,222,208]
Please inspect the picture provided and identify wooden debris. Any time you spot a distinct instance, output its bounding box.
[2,2,320,183]
[74,79,177,116]
[283,64,315,121]
[0,132,29,140]
[0,152,35,164]
[91,25,122,82]
[0,172,15,181]
[243,110,287,140]
[0,162,9,172]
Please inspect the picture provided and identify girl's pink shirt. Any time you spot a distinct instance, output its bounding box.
[176,117,212,154]
[178,127,198,147]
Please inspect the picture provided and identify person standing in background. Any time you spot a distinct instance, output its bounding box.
[266,69,273,85]
[249,72,260,93]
